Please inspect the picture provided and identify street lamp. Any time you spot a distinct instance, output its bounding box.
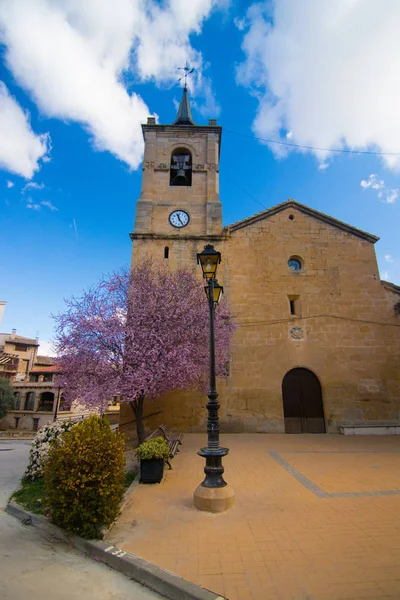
[53,386,61,422]
[193,244,235,512]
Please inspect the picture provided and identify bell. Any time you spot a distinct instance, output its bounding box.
[173,169,188,186]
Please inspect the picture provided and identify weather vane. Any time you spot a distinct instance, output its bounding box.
[177,62,195,89]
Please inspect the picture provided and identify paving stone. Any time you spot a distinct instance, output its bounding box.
[107,433,400,600]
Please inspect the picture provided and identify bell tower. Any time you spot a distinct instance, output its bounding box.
[131,87,223,266]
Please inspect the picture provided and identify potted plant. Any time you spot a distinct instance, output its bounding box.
[136,436,170,484]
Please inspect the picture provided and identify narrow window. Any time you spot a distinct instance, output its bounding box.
[164,246,169,259]
[288,295,301,317]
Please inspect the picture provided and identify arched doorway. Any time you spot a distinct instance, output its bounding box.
[282,368,325,433]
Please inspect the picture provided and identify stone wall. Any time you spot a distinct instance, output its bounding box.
[121,203,400,437]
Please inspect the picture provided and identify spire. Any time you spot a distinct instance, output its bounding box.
[173,86,195,126]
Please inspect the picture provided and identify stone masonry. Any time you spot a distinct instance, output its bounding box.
[121,95,400,437]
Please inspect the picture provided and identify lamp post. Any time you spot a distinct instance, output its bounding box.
[193,244,235,513]
[53,386,61,422]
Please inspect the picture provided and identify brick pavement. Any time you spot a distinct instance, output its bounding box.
[107,434,400,599]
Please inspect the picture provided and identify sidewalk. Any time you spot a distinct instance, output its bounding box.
[107,433,400,600]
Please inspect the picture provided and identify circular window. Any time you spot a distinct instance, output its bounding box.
[288,258,302,271]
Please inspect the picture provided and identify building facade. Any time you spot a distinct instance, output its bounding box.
[120,89,400,435]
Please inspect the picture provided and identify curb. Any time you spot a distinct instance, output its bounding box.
[6,501,226,600]
[0,436,34,441]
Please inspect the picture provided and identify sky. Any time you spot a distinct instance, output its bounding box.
[1,0,400,355]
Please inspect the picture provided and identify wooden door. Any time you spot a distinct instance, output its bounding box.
[282,368,325,433]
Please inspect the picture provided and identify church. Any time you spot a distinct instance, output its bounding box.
[120,87,400,436]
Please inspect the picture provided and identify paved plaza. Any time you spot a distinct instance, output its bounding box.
[108,433,400,600]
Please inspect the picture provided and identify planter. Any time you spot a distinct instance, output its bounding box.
[139,458,164,484]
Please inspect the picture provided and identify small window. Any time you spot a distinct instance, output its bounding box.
[164,246,169,259]
[288,295,301,316]
[15,344,28,351]
[288,257,302,271]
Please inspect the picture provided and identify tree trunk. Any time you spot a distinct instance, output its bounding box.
[130,396,145,444]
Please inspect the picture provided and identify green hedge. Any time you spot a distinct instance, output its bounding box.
[44,415,125,539]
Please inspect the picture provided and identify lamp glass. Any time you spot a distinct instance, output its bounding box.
[205,281,223,304]
[197,245,221,279]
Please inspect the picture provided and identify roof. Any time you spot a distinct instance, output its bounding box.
[172,86,195,126]
[35,355,56,366]
[227,199,379,243]
[30,365,60,373]
[381,281,400,295]
[0,334,39,346]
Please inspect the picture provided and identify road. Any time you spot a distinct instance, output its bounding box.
[0,439,163,600]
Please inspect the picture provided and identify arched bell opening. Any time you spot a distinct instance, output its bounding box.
[170,148,192,186]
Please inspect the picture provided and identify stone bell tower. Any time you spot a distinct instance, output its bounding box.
[131,87,223,267]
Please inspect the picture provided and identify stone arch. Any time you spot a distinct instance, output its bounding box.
[37,391,55,412]
[282,368,325,433]
[164,141,199,159]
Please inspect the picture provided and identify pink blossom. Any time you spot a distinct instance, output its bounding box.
[54,262,235,442]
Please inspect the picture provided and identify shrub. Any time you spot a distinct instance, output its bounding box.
[25,419,77,480]
[135,436,170,460]
[44,415,125,539]
[0,377,14,419]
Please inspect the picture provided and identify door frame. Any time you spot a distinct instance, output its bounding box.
[282,367,326,434]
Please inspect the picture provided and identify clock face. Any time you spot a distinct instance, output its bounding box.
[169,210,190,228]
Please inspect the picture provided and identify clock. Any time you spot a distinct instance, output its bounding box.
[169,209,190,228]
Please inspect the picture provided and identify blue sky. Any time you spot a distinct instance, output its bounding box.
[1,0,400,353]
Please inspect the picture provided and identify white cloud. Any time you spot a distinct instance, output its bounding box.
[385,254,394,263]
[26,196,41,210]
[360,174,384,191]
[22,181,45,193]
[381,270,390,281]
[191,77,221,117]
[6,180,14,188]
[234,17,246,31]
[0,0,220,170]
[26,196,57,211]
[38,339,56,356]
[41,200,57,211]
[237,1,400,170]
[386,189,398,204]
[0,82,50,178]
[360,174,398,203]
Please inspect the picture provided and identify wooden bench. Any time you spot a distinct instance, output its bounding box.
[146,423,184,469]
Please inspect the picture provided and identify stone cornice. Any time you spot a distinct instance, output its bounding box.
[130,232,227,242]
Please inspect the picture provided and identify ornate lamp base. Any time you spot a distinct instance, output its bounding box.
[193,484,235,513]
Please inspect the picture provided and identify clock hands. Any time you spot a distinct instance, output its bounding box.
[169,210,189,228]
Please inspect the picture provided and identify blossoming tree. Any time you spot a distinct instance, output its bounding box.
[54,262,235,443]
